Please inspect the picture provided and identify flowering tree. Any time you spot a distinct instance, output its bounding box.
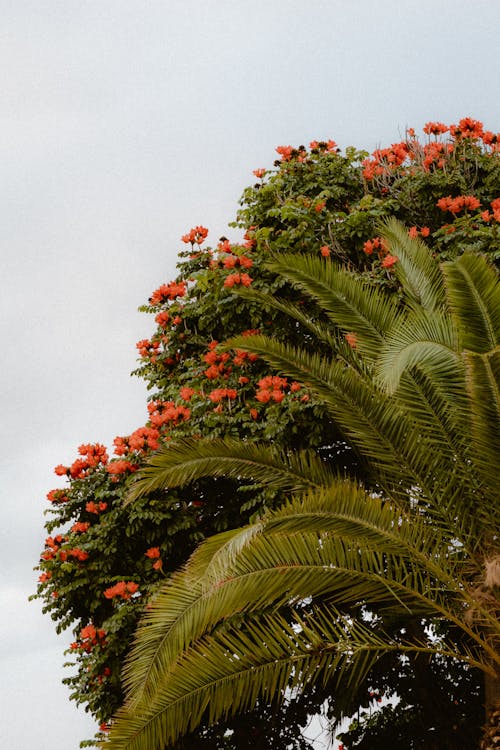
[34,118,500,748]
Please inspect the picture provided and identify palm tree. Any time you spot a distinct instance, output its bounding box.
[103,220,500,750]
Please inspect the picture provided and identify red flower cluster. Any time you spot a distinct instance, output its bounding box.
[113,426,160,456]
[70,625,106,653]
[253,168,266,179]
[223,272,253,288]
[179,386,196,401]
[203,342,232,379]
[155,310,170,327]
[103,581,139,600]
[208,388,238,403]
[222,253,253,270]
[67,547,89,562]
[149,280,187,305]
[362,142,409,180]
[71,521,90,533]
[181,225,208,245]
[408,226,430,239]
[85,500,107,514]
[39,571,51,583]
[145,547,163,570]
[481,197,500,223]
[423,121,449,136]
[437,195,481,213]
[276,145,293,161]
[344,333,357,349]
[320,245,331,257]
[255,375,299,404]
[147,400,191,429]
[107,460,139,476]
[381,254,398,269]
[232,348,259,367]
[309,139,337,152]
[136,338,160,359]
[54,444,109,480]
[46,488,69,503]
[362,237,387,256]
[41,534,66,561]
[449,117,484,140]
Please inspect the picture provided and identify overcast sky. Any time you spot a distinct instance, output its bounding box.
[2,1,500,748]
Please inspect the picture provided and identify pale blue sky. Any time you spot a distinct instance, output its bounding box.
[1,1,499,747]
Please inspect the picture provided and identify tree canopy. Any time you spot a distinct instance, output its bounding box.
[34,118,500,748]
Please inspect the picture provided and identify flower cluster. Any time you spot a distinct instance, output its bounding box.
[145,547,162,571]
[113,427,160,456]
[437,195,481,213]
[362,236,387,256]
[408,226,430,239]
[203,342,231,379]
[70,624,106,653]
[107,460,139,477]
[149,280,187,305]
[181,225,209,245]
[85,500,107,514]
[223,272,253,288]
[46,488,69,504]
[103,581,139,601]
[481,198,500,223]
[255,376,302,404]
[147,400,191,429]
[208,387,238,403]
[71,521,91,533]
[54,443,109,479]
[136,338,160,359]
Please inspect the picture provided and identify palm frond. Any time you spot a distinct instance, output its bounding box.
[443,252,500,353]
[378,217,445,312]
[121,484,492,712]
[376,309,462,395]
[263,252,399,361]
[105,602,492,750]
[126,437,337,504]
[463,348,500,525]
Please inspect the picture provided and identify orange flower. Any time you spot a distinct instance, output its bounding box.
[320,245,330,257]
[344,333,357,348]
[381,254,398,269]
[314,200,326,213]
[145,547,161,559]
[253,168,265,178]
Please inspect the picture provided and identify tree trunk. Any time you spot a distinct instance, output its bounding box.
[480,672,500,749]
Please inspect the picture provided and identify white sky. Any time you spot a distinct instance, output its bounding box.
[1,1,499,747]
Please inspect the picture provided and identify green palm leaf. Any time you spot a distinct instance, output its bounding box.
[443,252,500,352]
[379,217,445,312]
[263,252,399,361]
[126,438,338,504]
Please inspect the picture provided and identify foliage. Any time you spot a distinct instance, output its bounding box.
[33,118,500,747]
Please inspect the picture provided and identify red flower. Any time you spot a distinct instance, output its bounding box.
[253,168,265,178]
[344,332,357,348]
[314,200,326,213]
[320,245,330,257]
[381,254,398,269]
[145,547,161,559]
[54,464,69,476]
[181,226,209,245]
[71,521,90,533]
